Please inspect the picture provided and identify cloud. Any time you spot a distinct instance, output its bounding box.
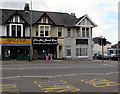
[0,0,119,44]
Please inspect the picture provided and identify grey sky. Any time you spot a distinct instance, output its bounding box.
[0,0,119,44]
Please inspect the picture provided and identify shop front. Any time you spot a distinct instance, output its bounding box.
[2,38,31,60]
[32,37,58,60]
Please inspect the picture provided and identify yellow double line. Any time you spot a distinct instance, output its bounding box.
[34,80,80,92]
[81,78,120,87]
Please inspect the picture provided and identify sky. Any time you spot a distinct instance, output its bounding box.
[0,0,119,45]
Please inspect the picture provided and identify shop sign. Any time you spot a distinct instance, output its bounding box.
[32,38,58,45]
[76,39,88,45]
[2,38,31,44]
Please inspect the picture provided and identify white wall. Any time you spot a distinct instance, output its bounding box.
[93,43,111,54]
[25,27,30,37]
[2,25,6,36]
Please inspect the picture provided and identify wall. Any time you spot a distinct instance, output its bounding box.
[64,38,93,60]
[93,43,111,55]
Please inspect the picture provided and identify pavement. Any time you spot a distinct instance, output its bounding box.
[0,59,119,64]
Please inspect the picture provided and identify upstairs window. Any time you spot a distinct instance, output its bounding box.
[67,28,71,37]
[45,26,49,36]
[7,25,9,37]
[39,25,50,37]
[17,25,21,37]
[76,28,80,37]
[82,28,85,37]
[82,27,90,37]
[35,26,38,36]
[7,24,23,37]
[40,26,44,37]
[58,28,62,37]
[86,28,89,37]
[11,25,16,37]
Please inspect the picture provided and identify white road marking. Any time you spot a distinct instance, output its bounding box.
[1,72,118,79]
[22,75,54,78]
[0,76,21,79]
[1,64,114,70]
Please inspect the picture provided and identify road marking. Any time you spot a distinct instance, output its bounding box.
[22,75,54,78]
[0,84,19,92]
[1,71,118,79]
[1,64,114,70]
[34,80,80,92]
[81,78,120,87]
[0,76,21,79]
[1,92,20,94]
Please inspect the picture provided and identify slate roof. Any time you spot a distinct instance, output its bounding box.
[93,37,111,44]
[1,9,78,26]
[111,41,120,48]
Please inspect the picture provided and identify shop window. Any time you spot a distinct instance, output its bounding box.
[66,49,71,56]
[109,50,114,54]
[58,28,62,37]
[4,49,10,57]
[76,47,88,56]
[67,28,71,37]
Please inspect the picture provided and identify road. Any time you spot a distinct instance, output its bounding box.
[0,60,119,93]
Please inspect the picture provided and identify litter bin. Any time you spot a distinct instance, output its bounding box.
[46,56,49,60]
[28,55,31,62]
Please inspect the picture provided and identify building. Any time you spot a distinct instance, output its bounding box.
[0,4,97,60]
[107,41,120,59]
[93,37,111,55]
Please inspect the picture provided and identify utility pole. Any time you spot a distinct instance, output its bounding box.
[29,0,33,62]
[101,37,104,62]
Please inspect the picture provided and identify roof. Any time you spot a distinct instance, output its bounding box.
[1,9,77,26]
[1,9,96,27]
[93,37,111,44]
[111,41,120,48]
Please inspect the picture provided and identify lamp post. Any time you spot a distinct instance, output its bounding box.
[24,1,33,62]
[29,0,33,62]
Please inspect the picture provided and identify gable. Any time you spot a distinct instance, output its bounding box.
[36,14,53,24]
[79,18,94,26]
[7,15,25,23]
[75,15,97,27]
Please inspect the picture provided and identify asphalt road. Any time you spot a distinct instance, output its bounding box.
[0,60,119,93]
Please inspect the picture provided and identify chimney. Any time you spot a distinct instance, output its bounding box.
[24,3,29,13]
[71,13,76,17]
